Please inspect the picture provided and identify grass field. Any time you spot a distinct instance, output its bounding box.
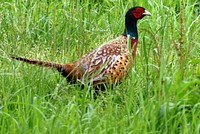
[0,0,200,133]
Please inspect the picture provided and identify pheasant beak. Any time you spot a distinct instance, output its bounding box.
[143,10,151,16]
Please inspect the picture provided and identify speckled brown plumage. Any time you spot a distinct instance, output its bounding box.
[11,6,151,89]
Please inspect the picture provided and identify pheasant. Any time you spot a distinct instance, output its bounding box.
[11,6,151,89]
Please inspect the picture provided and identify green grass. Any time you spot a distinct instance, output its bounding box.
[0,0,200,133]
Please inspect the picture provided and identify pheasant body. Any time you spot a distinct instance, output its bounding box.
[11,6,151,88]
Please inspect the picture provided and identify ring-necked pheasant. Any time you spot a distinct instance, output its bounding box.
[11,6,151,89]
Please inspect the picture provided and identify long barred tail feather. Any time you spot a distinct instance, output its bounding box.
[10,55,64,71]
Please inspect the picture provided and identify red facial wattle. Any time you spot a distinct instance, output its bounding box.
[131,8,145,19]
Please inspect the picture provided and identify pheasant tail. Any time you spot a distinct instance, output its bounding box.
[10,55,64,72]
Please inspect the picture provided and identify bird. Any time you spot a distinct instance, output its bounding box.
[11,6,151,89]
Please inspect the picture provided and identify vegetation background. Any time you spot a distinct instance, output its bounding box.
[0,0,199,133]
